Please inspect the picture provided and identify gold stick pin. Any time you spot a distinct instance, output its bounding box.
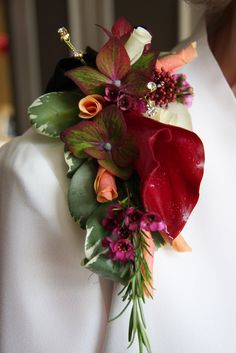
[58,27,85,63]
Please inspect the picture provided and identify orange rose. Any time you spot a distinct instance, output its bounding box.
[142,230,155,298]
[79,94,104,119]
[94,166,118,203]
[155,42,197,73]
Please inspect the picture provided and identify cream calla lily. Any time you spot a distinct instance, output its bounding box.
[147,102,193,131]
[125,26,152,65]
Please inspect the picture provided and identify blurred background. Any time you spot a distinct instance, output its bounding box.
[0,0,204,145]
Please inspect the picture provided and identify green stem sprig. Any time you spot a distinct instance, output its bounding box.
[109,229,153,353]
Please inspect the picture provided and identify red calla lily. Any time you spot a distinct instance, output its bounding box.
[124,111,205,240]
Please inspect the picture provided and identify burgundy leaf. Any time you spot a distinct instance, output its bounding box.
[111,17,133,39]
[112,136,138,168]
[122,70,151,97]
[96,24,113,38]
[96,37,130,81]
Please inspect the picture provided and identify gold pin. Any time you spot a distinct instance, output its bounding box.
[58,27,85,63]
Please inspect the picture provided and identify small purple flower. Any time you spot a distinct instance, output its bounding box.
[117,94,135,111]
[116,224,132,238]
[102,204,124,231]
[102,237,134,263]
[182,94,193,107]
[102,216,119,232]
[124,207,143,231]
[104,86,119,102]
[140,212,166,232]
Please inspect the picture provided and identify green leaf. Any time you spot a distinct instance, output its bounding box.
[99,159,132,180]
[152,231,165,249]
[61,120,107,159]
[85,203,111,259]
[65,66,108,95]
[64,148,85,178]
[94,105,126,141]
[132,52,156,73]
[83,255,130,284]
[28,91,82,138]
[68,159,98,228]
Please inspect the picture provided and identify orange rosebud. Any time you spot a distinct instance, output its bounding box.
[94,166,118,203]
[79,94,104,119]
[142,230,155,298]
[155,42,197,73]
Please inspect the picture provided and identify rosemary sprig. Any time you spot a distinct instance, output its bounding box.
[109,229,153,353]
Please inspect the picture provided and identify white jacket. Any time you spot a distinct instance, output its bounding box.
[1,19,236,353]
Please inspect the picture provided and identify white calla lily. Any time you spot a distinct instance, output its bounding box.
[148,102,193,131]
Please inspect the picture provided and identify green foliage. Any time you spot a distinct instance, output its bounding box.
[64,148,84,178]
[62,105,138,179]
[110,230,153,353]
[84,203,110,259]
[152,231,165,249]
[65,67,107,95]
[28,91,82,138]
[83,256,130,285]
[132,52,156,72]
[68,159,98,228]
[83,203,131,284]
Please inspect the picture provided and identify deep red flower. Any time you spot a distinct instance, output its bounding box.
[102,237,134,263]
[124,111,205,240]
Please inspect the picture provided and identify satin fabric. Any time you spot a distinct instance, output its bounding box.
[1,20,236,353]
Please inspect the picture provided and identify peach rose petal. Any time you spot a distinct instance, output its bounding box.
[159,232,192,252]
[94,166,118,203]
[142,230,155,298]
[172,234,192,252]
[79,94,105,119]
[155,42,197,73]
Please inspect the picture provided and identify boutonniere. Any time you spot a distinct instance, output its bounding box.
[28,17,204,353]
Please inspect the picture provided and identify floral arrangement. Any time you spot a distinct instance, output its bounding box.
[28,17,204,353]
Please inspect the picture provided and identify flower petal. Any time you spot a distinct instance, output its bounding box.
[155,42,197,73]
[172,234,192,252]
[96,37,130,81]
[125,27,152,65]
[79,94,104,119]
[94,166,118,203]
[124,111,204,239]
[147,102,193,131]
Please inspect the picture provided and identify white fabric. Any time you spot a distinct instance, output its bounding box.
[1,20,236,353]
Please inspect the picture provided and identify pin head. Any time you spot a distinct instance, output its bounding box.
[58,27,70,41]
